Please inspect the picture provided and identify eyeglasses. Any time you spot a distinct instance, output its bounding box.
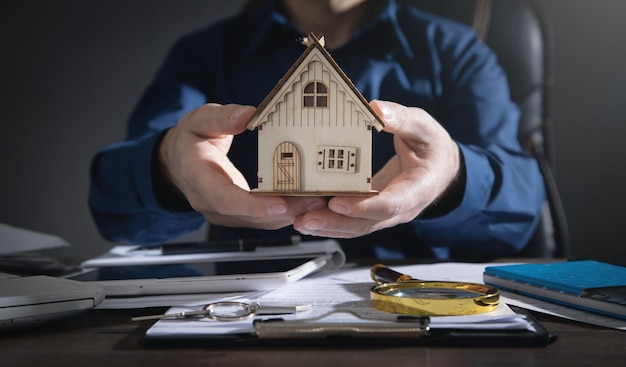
[132,301,311,322]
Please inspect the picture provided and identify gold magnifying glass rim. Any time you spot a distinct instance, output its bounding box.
[370,280,500,316]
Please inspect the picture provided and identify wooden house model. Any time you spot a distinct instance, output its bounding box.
[245,33,385,196]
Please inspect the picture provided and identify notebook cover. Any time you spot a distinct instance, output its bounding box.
[483,260,626,295]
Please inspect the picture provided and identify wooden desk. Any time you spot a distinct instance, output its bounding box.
[1,307,624,367]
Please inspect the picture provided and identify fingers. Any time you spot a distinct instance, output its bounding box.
[370,100,435,139]
[202,191,294,229]
[202,188,327,222]
[182,161,293,228]
[293,186,422,238]
[294,206,396,239]
[179,103,256,137]
[187,170,329,229]
[372,98,461,194]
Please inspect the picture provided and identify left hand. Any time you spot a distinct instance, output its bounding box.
[293,100,462,238]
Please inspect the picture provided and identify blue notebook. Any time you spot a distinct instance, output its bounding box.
[483,260,626,320]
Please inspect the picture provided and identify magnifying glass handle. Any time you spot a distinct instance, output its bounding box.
[370,264,415,284]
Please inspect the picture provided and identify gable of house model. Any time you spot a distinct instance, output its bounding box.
[245,34,385,132]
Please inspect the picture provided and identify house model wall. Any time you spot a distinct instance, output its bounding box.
[245,33,385,196]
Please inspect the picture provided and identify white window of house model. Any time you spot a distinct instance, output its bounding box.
[316,146,357,173]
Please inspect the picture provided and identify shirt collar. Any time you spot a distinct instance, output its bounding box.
[346,0,414,59]
[376,0,415,59]
[242,0,293,56]
[242,0,414,59]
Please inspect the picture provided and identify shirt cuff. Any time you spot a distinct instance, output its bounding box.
[412,144,494,244]
[131,131,195,216]
[150,130,195,212]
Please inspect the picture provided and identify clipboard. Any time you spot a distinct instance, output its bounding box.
[134,261,557,349]
[139,306,555,347]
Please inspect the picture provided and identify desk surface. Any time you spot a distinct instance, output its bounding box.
[1,307,624,367]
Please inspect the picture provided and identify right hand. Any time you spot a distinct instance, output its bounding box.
[159,103,327,229]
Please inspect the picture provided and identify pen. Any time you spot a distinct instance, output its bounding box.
[133,235,301,255]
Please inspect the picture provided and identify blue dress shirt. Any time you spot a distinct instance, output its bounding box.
[88,0,545,260]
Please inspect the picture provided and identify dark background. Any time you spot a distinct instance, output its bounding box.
[1,1,625,265]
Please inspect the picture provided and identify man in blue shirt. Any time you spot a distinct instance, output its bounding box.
[89,0,545,260]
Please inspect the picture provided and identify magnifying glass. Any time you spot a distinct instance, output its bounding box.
[370,264,500,316]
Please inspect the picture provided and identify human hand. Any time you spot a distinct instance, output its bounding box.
[159,103,327,229]
[293,100,462,238]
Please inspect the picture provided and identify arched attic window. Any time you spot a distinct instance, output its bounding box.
[303,81,328,108]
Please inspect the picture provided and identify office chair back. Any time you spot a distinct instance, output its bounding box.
[408,0,571,258]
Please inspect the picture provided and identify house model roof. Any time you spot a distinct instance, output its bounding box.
[245,32,385,131]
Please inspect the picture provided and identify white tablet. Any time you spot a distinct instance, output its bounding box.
[65,254,331,297]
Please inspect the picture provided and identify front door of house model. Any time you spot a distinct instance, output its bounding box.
[273,141,301,192]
